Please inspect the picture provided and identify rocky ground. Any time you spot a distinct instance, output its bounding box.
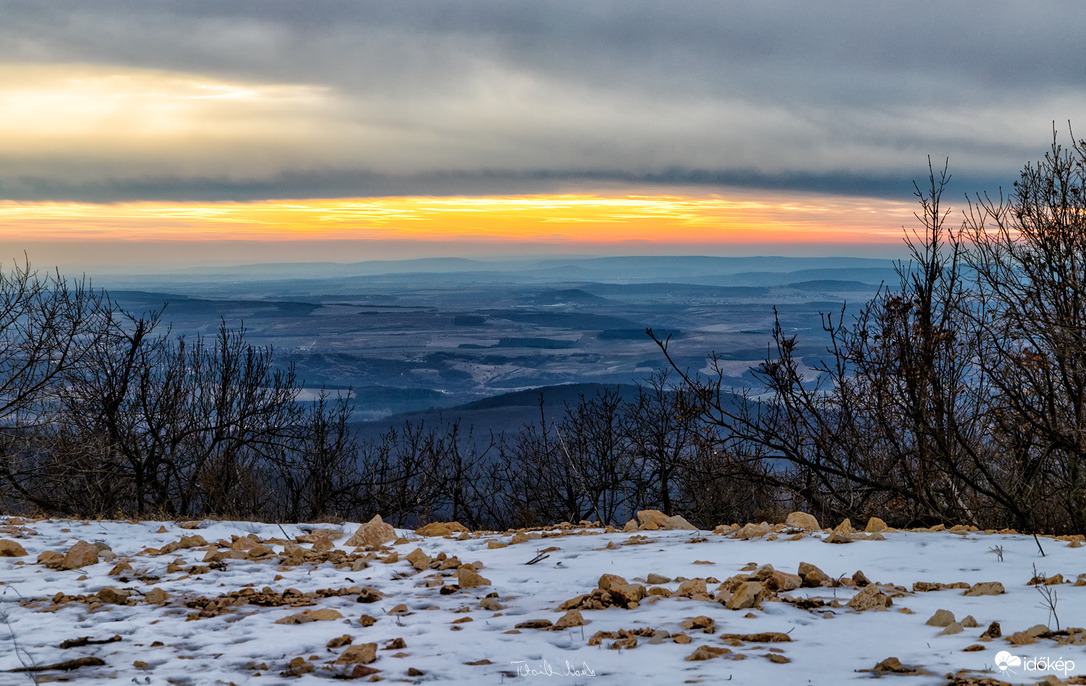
[1,511,1084,684]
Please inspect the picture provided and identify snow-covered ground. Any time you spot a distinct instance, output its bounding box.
[1,514,1084,685]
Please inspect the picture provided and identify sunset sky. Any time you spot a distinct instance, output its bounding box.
[2,1,1084,273]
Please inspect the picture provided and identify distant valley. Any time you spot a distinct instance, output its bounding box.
[100,255,897,428]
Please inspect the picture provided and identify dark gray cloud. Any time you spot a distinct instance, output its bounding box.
[0,1,1082,201]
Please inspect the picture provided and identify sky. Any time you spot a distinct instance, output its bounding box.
[2,1,1085,272]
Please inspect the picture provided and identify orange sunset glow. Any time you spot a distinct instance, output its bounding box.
[0,191,913,247]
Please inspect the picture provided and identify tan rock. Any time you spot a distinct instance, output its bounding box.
[345,515,397,548]
[178,535,207,549]
[63,541,99,569]
[145,587,169,604]
[663,514,698,530]
[725,581,764,610]
[767,570,802,592]
[784,512,820,531]
[979,621,1001,640]
[456,564,491,589]
[480,597,506,611]
[37,550,64,569]
[335,643,377,665]
[622,519,639,533]
[608,583,647,608]
[925,609,956,627]
[327,635,353,649]
[275,608,344,624]
[645,573,671,584]
[405,548,431,571]
[960,615,979,628]
[97,586,131,604]
[598,573,629,591]
[939,622,964,636]
[797,562,831,587]
[679,616,715,633]
[108,560,133,576]
[0,539,27,557]
[245,544,274,559]
[825,519,854,544]
[736,522,770,539]
[865,517,888,533]
[676,578,707,597]
[846,585,892,611]
[685,645,731,661]
[962,582,1005,596]
[636,509,669,528]
[554,609,586,628]
[415,521,469,537]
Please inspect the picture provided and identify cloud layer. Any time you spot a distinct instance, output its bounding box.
[2,1,1084,202]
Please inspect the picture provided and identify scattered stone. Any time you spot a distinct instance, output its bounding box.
[797,562,831,587]
[637,509,669,529]
[415,521,469,537]
[274,608,344,624]
[327,635,353,649]
[96,587,131,605]
[405,548,430,571]
[963,582,1005,596]
[962,644,986,652]
[720,632,791,642]
[9,656,106,673]
[335,643,377,665]
[676,578,707,597]
[765,653,790,663]
[663,514,698,530]
[62,541,99,569]
[456,564,491,589]
[645,573,671,584]
[359,615,377,627]
[679,616,715,633]
[480,597,506,611]
[784,511,820,531]
[767,570,802,592]
[344,515,397,548]
[736,522,771,539]
[825,518,854,544]
[598,573,628,591]
[725,581,764,610]
[685,645,731,661]
[58,635,121,649]
[356,587,383,603]
[869,657,922,674]
[0,539,27,557]
[851,570,871,587]
[37,550,65,569]
[980,622,1002,640]
[846,585,892,611]
[961,615,979,628]
[940,622,965,636]
[145,588,169,604]
[926,609,956,627]
[554,610,586,629]
[515,619,554,629]
[865,517,888,533]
